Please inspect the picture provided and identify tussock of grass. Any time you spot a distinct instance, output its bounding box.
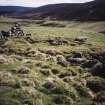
[0,18,105,105]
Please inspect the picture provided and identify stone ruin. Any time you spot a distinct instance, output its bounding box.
[0,22,25,39]
[9,22,24,37]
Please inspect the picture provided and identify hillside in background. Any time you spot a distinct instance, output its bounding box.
[0,6,32,16]
[0,0,105,21]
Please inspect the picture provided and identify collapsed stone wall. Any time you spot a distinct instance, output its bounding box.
[0,22,25,39]
[9,23,24,37]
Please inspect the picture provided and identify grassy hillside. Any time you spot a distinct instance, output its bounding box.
[0,17,105,33]
[0,0,105,21]
[0,18,105,105]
